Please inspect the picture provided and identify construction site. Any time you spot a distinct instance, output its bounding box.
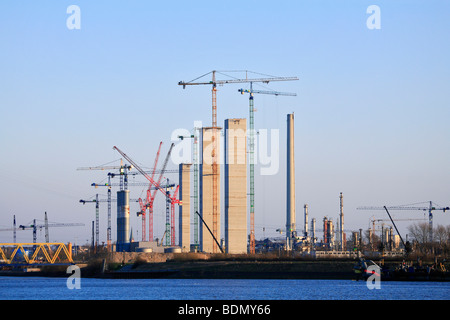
[1,70,450,280]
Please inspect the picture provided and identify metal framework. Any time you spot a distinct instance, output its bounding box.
[0,243,73,265]
[137,141,162,242]
[113,145,182,246]
[358,201,449,242]
[78,160,132,250]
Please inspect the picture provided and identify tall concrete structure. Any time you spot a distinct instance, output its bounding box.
[339,192,344,251]
[286,113,296,250]
[224,119,247,254]
[200,127,221,253]
[311,218,316,245]
[116,190,130,252]
[304,204,309,241]
[179,163,191,252]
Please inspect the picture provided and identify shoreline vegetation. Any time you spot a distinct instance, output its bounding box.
[1,252,449,281]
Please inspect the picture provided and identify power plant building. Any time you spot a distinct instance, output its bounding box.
[224,118,247,254]
[200,127,221,253]
[179,163,191,252]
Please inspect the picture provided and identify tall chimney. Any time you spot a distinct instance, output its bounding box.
[339,192,344,251]
[304,204,309,240]
[286,113,296,250]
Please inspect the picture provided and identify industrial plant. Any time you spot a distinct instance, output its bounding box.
[73,71,449,260]
[2,70,449,274]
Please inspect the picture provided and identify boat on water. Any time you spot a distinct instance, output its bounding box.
[353,258,450,282]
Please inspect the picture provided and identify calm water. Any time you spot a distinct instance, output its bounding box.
[0,277,449,300]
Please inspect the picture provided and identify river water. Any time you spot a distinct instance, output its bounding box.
[0,277,448,300]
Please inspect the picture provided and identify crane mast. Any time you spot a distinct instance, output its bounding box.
[78,161,131,251]
[358,201,449,242]
[137,141,162,242]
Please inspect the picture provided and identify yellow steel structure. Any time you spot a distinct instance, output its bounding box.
[0,243,73,264]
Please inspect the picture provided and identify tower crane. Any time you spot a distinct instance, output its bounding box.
[178,128,200,249]
[79,194,100,251]
[164,180,180,246]
[0,212,84,243]
[112,145,183,246]
[238,85,296,254]
[358,201,449,242]
[139,143,174,242]
[179,70,298,253]
[79,195,138,251]
[137,141,162,242]
[77,160,132,250]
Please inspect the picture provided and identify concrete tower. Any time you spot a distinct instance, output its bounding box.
[286,113,296,250]
[116,190,130,252]
[339,192,344,251]
[304,204,309,241]
[200,127,221,253]
[224,118,247,254]
[179,163,191,252]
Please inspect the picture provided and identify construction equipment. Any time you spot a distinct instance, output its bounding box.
[138,142,174,242]
[194,211,223,253]
[137,141,162,242]
[166,181,181,246]
[358,201,449,241]
[78,160,132,250]
[179,70,298,253]
[79,195,139,250]
[178,128,200,248]
[0,213,84,244]
[383,206,407,250]
[113,145,182,246]
[79,194,100,251]
[238,84,296,254]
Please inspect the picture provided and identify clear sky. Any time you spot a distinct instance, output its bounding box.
[0,1,449,245]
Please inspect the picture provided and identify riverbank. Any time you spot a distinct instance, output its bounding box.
[102,260,357,280]
[1,252,448,281]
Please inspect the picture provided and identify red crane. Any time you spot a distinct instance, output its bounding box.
[113,145,181,245]
[169,185,181,246]
[138,141,162,241]
[144,143,174,241]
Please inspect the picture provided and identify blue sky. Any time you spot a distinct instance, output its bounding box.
[0,1,449,244]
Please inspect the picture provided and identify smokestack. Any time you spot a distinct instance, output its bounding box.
[304,204,309,240]
[339,192,344,251]
[311,218,316,245]
[286,113,296,250]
